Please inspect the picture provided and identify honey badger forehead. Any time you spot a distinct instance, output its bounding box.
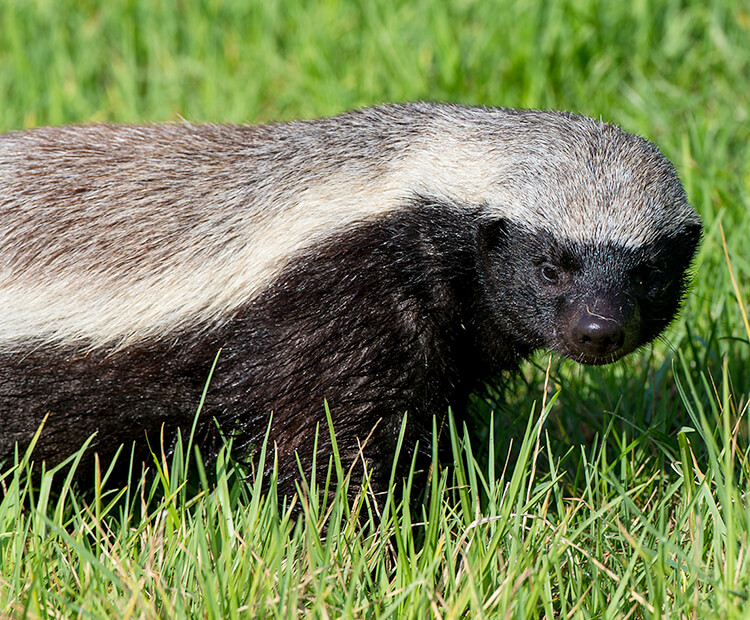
[0,102,698,350]
[405,105,696,249]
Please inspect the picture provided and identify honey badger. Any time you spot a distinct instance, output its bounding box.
[0,103,701,493]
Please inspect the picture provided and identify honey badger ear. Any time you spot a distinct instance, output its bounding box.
[477,217,510,253]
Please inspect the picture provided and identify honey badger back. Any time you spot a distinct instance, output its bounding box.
[0,104,701,492]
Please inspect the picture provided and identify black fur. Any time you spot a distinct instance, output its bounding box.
[0,198,700,494]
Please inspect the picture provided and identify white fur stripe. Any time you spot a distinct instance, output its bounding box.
[0,104,699,349]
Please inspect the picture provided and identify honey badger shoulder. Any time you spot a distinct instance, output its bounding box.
[0,103,701,492]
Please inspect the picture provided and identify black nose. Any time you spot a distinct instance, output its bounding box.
[571,314,626,357]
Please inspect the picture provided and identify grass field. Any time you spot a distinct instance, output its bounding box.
[1,0,749,617]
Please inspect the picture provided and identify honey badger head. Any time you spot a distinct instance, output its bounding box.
[412,107,702,366]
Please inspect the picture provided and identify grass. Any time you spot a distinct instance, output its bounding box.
[1,0,749,616]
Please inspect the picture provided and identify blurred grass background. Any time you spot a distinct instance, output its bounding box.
[1,0,750,616]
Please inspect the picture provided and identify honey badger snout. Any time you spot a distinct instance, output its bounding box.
[560,296,640,362]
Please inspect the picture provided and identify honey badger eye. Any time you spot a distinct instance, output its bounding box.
[632,265,662,287]
[540,264,560,284]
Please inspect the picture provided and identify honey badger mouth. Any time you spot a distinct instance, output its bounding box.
[556,295,642,365]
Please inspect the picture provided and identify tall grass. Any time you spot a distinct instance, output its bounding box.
[3,364,750,617]
[1,0,749,616]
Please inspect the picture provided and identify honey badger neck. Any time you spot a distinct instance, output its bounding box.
[197,198,541,491]
[206,199,517,472]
